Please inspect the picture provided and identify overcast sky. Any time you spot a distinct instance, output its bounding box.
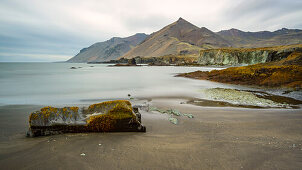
[0,0,302,62]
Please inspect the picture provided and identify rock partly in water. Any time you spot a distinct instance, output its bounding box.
[177,50,302,89]
[148,106,194,124]
[183,113,194,118]
[27,100,146,137]
[201,88,297,108]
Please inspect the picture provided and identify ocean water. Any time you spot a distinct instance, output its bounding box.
[1,62,300,107]
[0,62,237,105]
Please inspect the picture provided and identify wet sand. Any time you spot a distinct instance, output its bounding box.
[0,100,302,170]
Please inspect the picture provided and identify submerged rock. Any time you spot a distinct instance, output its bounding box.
[27,100,146,137]
[148,106,194,124]
[168,117,178,125]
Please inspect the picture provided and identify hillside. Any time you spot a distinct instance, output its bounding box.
[67,33,147,63]
[121,18,231,59]
[67,18,302,63]
[217,28,302,48]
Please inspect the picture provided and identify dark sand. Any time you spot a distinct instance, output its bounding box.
[0,100,302,170]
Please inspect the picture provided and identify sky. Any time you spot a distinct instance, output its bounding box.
[0,0,302,62]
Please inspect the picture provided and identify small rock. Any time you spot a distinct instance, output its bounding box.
[70,67,77,69]
[168,109,181,116]
[169,117,178,125]
[98,144,102,146]
[80,153,85,156]
[183,113,194,118]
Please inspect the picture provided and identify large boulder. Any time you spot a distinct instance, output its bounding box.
[27,100,146,137]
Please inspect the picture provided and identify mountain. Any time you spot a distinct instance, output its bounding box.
[217,28,302,48]
[67,17,302,63]
[121,18,231,59]
[67,33,147,63]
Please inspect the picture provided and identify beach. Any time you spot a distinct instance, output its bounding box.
[1,98,302,170]
[0,63,302,169]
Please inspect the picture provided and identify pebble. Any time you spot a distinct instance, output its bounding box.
[80,153,85,156]
[99,144,102,146]
[169,117,178,125]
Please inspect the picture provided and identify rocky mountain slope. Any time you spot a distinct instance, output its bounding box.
[217,28,302,48]
[121,18,231,59]
[67,33,147,63]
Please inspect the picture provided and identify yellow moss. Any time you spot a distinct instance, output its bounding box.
[87,100,132,114]
[86,100,135,131]
[70,107,79,112]
[87,114,116,132]
[29,106,80,126]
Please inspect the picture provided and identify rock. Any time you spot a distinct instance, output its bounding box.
[128,58,137,65]
[27,100,146,137]
[197,45,302,66]
[70,67,77,69]
[183,113,194,118]
[167,109,182,116]
[169,117,178,125]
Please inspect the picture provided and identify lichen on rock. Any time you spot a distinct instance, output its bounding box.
[27,100,146,137]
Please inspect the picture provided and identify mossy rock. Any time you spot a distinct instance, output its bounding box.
[28,100,146,137]
[29,106,80,126]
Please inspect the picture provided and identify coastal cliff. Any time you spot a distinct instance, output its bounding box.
[105,44,302,67]
[177,50,302,89]
[197,44,302,65]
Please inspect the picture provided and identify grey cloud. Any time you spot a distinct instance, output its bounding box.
[122,15,172,33]
[0,0,301,61]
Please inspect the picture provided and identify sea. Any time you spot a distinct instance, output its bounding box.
[0,62,300,107]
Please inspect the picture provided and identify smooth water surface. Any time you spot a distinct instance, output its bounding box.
[0,63,245,105]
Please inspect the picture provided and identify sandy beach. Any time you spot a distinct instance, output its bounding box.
[0,98,302,170]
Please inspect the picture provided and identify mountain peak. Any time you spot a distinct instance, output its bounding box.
[176,17,190,24]
[177,17,184,21]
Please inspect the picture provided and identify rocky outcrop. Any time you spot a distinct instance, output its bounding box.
[197,45,302,65]
[177,51,302,89]
[27,100,146,137]
[108,55,199,66]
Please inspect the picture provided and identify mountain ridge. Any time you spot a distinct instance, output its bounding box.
[121,18,231,59]
[217,28,302,48]
[67,33,147,63]
[67,18,302,62]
